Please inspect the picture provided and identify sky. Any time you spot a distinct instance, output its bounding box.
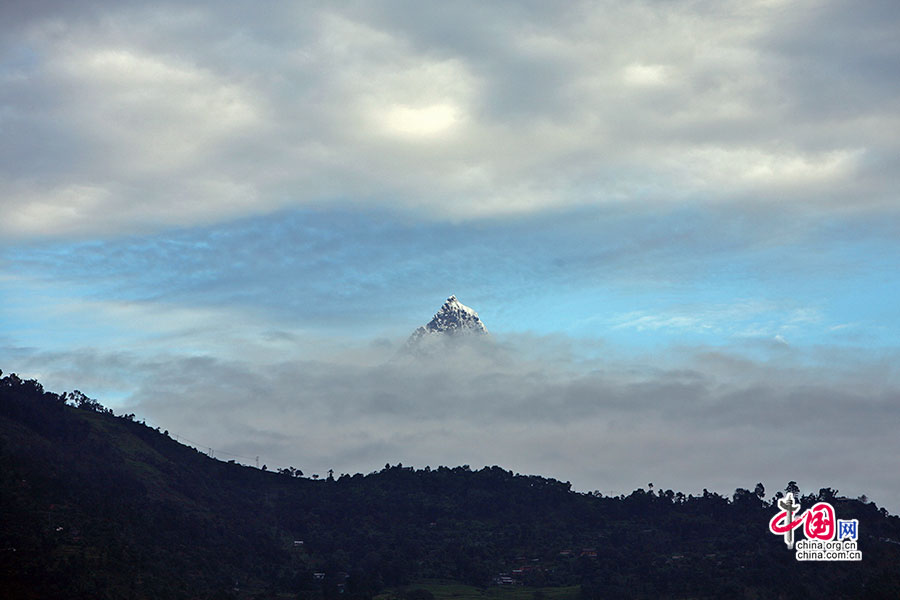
[2,0,900,510]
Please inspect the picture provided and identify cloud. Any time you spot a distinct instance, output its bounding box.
[1,0,898,239]
[610,302,825,340]
[6,332,899,512]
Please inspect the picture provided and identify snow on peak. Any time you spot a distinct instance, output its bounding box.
[409,295,488,343]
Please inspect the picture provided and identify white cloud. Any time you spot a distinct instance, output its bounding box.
[622,63,669,86]
[53,47,261,171]
[5,183,113,235]
[380,103,462,138]
[610,301,828,340]
[673,146,864,192]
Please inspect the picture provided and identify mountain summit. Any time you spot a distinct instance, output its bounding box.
[408,295,488,344]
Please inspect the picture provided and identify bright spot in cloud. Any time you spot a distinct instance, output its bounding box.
[382,104,461,138]
[622,63,669,86]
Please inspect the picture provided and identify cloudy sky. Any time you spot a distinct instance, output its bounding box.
[2,0,900,510]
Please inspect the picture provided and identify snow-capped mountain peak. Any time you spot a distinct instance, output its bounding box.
[409,295,488,342]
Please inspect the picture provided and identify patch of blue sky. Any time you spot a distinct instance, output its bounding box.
[1,205,897,357]
[0,274,124,352]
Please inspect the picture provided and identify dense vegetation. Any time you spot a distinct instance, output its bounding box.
[2,371,900,599]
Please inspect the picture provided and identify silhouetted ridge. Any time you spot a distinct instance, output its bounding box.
[2,370,900,599]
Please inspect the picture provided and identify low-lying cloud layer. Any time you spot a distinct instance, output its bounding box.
[2,0,899,238]
[8,333,899,511]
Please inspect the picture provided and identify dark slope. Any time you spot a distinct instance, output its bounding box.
[2,371,900,600]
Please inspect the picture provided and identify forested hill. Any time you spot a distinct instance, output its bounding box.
[2,371,900,600]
